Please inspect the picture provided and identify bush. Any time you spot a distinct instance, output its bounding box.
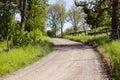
[47,30,54,37]
[12,29,43,47]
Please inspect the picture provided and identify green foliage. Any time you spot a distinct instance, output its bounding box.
[47,30,54,37]
[12,29,43,46]
[26,0,48,32]
[0,0,48,47]
[0,0,53,77]
[0,37,53,77]
[75,0,111,28]
[0,0,17,40]
[0,41,6,52]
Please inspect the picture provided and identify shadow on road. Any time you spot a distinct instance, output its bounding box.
[54,43,91,51]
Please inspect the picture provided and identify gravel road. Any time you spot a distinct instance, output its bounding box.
[1,38,108,80]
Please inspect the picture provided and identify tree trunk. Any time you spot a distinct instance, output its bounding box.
[60,21,63,37]
[20,0,27,32]
[83,23,87,35]
[53,23,57,37]
[111,0,119,39]
[74,23,77,34]
[55,24,57,37]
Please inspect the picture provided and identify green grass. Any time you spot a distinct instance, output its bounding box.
[0,41,7,52]
[64,33,110,47]
[105,41,120,79]
[0,37,53,77]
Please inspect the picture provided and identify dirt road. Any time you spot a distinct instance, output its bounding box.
[1,38,108,80]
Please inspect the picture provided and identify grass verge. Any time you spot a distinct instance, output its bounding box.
[0,37,53,77]
[64,34,110,47]
[0,41,6,52]
[104,41,120,79]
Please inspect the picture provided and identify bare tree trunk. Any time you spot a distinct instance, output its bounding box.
[111,0,119,39]
[83,23,87,35]
[6,36,9,51]
[74,26,77,33]
[55,25,57,37]
[61,23,63,37]
[20,0,27,32]
[53,23,57,37]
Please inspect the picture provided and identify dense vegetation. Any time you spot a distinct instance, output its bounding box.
[0,37,53,76]
[0,0,48,48]
[0,0,54,77]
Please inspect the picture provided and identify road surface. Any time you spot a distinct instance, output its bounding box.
[1,38,108,80]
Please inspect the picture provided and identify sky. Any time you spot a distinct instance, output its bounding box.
[48,0,74,11]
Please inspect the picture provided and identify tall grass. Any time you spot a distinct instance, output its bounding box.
[0,37,53,77]
[0,41,6,52]
[64,34,110,47]
[105,41,120,79]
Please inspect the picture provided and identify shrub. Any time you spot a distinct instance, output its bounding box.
[12,29,43,47]
[47,30,54,37]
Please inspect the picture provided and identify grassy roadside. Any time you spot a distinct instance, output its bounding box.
[64,34,110,47]
[104,41,120,79]
[0,37,53,77]
[0,41,6,52]
[64,34,120,80]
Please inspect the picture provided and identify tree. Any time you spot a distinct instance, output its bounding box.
[47,4,62,37]
[64,27,74,35]
[56,0,66,37]
[111,0,119,39]
[26,0,48,32]
[20,0,27,32]
[0,0,17,49]
[0,0,49,48]
[68,5,83,33]
[74,0,111,29]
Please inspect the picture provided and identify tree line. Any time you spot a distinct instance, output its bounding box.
[0,0,48,50]
[47,0,84,37]
[75,0,120,39]
[47,0,120,40]
[1,0,120,50]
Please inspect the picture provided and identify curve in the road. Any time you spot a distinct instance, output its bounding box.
[1,38,108,80]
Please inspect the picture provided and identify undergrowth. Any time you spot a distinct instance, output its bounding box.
[0,37,53,77]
